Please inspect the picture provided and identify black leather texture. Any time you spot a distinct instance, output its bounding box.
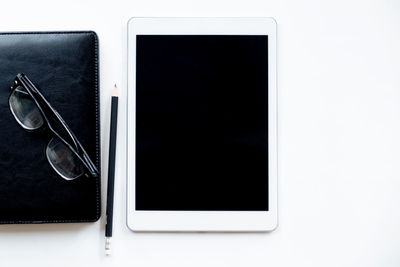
[0,32,100,224]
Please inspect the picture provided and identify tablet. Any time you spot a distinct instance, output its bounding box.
[127,17,277,231]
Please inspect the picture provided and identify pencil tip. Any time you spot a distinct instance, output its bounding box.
[112,84,118,96]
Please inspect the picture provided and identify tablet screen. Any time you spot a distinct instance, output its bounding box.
[136,35,268,211]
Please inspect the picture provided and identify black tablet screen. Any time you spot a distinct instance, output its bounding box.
[135,35,268,211]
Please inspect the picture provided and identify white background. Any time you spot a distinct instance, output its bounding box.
[0,0,399,266]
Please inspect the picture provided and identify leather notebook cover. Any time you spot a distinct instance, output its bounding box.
[0,32,100,224]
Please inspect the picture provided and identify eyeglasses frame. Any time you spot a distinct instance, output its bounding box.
[8,73,99,179]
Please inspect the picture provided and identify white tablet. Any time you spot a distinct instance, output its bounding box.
[127,17,277,231]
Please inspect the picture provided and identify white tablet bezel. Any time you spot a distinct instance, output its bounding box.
[127,17,277,232]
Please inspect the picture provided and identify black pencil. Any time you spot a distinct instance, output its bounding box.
[105,84,118,256]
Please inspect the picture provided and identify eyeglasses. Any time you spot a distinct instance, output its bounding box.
[8,73,99,180]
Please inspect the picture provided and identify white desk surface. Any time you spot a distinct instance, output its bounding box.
[1,0,400,266]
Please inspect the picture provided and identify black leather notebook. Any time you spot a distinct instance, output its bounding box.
[0,31,100,224]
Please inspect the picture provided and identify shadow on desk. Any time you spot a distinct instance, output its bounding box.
[0,222,92,234]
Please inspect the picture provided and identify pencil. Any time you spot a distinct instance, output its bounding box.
[105,84,118,256]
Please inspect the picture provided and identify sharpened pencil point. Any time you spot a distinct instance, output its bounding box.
[112,84,118,97]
